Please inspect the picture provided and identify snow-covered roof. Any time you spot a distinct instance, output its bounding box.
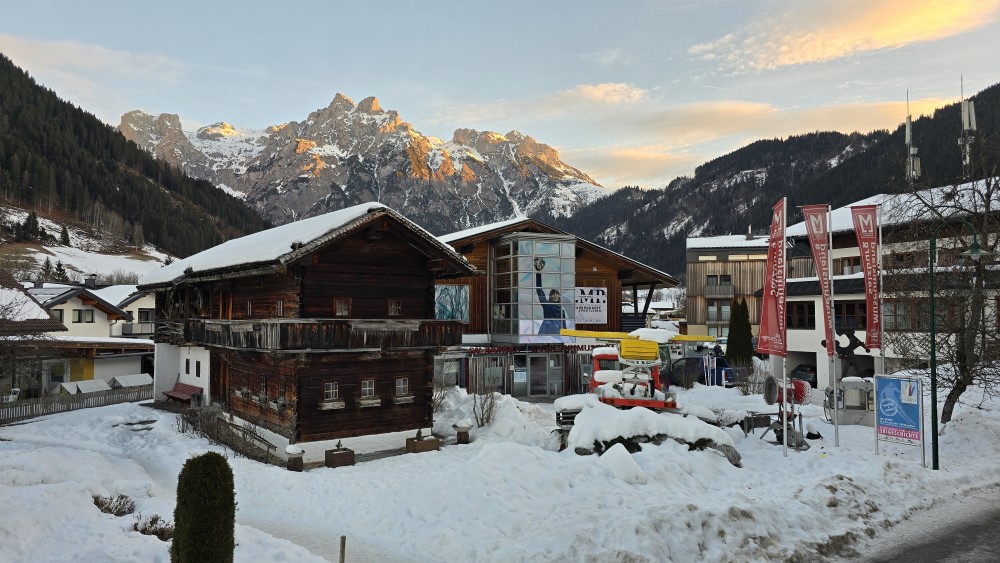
[788,179,999,237]
[92,285,141,307]
[139,203,473,287]
[438,216,531,243]
[110,373,153,387]
[0,271,65,334]
[686,234,770,250]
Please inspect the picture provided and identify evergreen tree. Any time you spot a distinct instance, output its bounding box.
[726,298,754,369]
[171,452,235,563]
[53,260,68,282]
[59,225,70,246]
[40,257,53,281]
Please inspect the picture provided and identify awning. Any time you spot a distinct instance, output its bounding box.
[163,383,204,403]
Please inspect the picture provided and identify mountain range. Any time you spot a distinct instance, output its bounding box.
[118,95,607,232]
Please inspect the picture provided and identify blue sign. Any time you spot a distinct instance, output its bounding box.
[875,375,922,446]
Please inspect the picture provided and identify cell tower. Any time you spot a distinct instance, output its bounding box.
[905,91,920,187]
[958,76,977,179]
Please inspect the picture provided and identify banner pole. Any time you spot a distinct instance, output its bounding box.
[782,198,788,457]
[829,204,840,448]
[877,203,885,456]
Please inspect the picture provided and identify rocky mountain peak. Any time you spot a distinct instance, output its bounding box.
[196,122,239,140]
[330,93,356,110]
[357,96,381,113]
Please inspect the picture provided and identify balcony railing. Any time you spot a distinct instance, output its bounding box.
[706,311,731,324]
[704,285,736,299]
[156,318,464,350]
[121,322,156,336]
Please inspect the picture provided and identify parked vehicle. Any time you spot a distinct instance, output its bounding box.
[666,356,737,387]
[789,364,818,388]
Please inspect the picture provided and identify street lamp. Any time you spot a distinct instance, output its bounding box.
[928,218,991,470]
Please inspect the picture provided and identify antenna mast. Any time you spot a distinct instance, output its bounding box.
[905,91,920,189]
[959,75,977,179]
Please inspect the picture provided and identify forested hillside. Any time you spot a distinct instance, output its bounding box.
[0,54,268,257]
[549,82,1000,280]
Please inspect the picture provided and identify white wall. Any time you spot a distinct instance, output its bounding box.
[93,356,144,381]
[51,297,115,338]
[153,344,212,404]
[153,343,180,399]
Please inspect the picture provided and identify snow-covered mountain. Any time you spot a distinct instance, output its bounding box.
[119,95,608,233]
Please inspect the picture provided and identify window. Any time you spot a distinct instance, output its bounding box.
[185,358,190,375]
[72,309,94,323]
[838,256,862,275]
[323,381,339,401]
[708,327,729,338]
[706,300,731,323]
[388,299,402,317]
[698,255,718,261]
[707,275,732,286]
[51,309,64,322]
[137,308,154,322]
[787,302,816,329]
[260,376,267,398]
[361,379,375,398]
[883,301,913,330]
[334,298,351,317]
[246,301,253,317]
[834,301,867,330]
[489,234,576,339]
[276,299,284,317]
[195,361,201,378]
[395,377,409,397]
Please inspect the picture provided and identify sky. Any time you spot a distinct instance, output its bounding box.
[2,0,1000,189]
[3,378,1000,561]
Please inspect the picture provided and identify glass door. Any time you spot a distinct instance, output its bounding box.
[529,355,548,395]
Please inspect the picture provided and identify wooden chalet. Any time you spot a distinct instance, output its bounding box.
[438,218,679,398]
[137,203,478,443]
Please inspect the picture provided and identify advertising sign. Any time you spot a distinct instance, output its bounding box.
[802,204,835,357]
[875,375,922,446]
[851,205,881,349]
[757,198,787,357]
[575,287,608,324]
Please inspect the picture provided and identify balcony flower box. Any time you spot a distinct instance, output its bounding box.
[359,397,381,408]
[393,395,415,405]
[319,400,346,410]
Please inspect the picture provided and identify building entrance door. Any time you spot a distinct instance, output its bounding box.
[529,355,548,395]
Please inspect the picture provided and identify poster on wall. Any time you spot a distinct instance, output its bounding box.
[575,287,608,324]
[435,285,470,322]
[517,255,575,343]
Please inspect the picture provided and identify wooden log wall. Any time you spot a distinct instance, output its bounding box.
[300,230,435,319]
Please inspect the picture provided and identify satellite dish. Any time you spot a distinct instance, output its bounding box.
[763,376,779,405]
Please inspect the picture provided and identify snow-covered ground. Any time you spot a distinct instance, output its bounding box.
[1,382,999,562]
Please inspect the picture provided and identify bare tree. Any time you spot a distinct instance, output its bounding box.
[881,139,1000,424]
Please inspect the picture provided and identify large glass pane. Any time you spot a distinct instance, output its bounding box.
[530,356,547,395]
[518,240,533,255]
[535,242,559,256]
[561,242,575,257]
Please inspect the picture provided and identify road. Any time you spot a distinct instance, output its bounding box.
[841,485,1000,563]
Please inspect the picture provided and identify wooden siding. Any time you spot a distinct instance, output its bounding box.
[158,319,463,350]
[301,232,435,319]
[685,258,767,325]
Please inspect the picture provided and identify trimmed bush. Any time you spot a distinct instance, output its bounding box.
[171,452,235,562]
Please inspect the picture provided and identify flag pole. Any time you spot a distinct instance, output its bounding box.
[876,203,884,457]
[782,197,788,457]
[829,203,840,448]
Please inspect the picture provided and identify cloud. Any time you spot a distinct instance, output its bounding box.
[0,34,185,123]
[562,145,706,189]
[690,0,1000,70]
[582,48,624,65]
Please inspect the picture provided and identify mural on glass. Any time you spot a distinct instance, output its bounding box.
[435,285,470,322]
[517,239,576,343]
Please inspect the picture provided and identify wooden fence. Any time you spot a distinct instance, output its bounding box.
[0,384,154,426]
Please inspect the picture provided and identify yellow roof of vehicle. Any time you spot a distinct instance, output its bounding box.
[559,329,716,343]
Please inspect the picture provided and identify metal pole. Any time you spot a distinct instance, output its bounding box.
[876,203,885,457]
[829,204,839,448]
[782,197,788,457]
[929,231,939,470]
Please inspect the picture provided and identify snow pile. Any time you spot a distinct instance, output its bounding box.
[1,383,1000,561]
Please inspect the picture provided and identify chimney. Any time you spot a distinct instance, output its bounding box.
[85,273,97,289]
[746,224,753,240]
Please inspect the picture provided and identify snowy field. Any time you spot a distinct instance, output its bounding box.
[1,383,999,562]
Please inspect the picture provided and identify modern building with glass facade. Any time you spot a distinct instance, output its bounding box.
[438,218,679,399]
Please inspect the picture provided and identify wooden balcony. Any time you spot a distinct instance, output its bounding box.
[704,285,736,299]
[155,318,464,351]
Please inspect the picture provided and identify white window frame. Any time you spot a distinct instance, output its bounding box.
[323,381,339,401]
[361,379,375,398]
[395,377,409,397]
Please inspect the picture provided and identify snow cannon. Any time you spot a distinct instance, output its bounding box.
[763,376,811,406]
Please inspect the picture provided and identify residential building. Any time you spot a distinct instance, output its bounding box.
[0,270,67,398]
[684,234,770,340]
[137,203,477,443]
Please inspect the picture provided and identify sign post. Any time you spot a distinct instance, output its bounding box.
[874,375,925,468]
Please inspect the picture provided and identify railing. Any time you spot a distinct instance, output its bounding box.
[157,318,464,350]
[0,384,153,426]
[122,322,156,336]
[704,285,736,299]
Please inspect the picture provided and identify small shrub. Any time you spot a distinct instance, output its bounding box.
[172,452,235,562]
[133,513,174,541]
[93,494,136,517]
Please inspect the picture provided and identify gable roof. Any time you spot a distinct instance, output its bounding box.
[138,203,478,289]
[26,285,131,321]
[440,218,679,288]
[0,271,67,336]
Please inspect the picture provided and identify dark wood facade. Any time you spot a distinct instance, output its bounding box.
[143,207,477,443]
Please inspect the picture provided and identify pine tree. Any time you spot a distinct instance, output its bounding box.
[726,298,754,369]
[40,257,53,281]
[53,260,68,282]
[60,225,70,246]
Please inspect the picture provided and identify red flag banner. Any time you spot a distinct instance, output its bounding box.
[758,199,787,357]
[802,204,835,357]
[851,205,881,349]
